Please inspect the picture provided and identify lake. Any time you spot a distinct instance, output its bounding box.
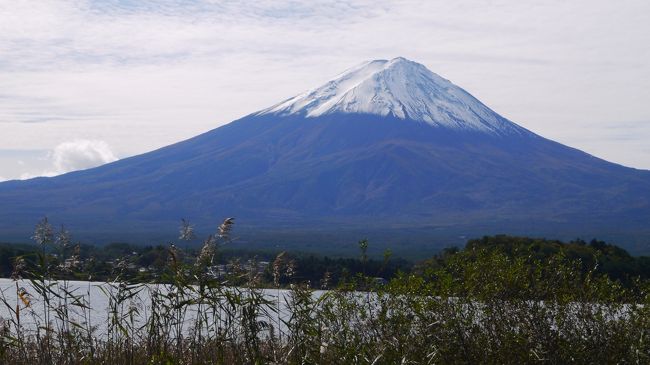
[0,278,332,338]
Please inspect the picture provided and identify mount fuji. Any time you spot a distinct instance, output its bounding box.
[1,57,649,255]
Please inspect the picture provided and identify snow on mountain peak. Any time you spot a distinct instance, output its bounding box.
[258,57,527,135]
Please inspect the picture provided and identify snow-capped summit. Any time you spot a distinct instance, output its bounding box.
[259,57,527,135]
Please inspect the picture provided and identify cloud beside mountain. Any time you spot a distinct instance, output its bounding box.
[17,140,118,180]
[50,140,118,174]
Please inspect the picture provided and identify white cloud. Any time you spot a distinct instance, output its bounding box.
[0,1,649,169]
[50,139,118,174]
[16,140,118,179]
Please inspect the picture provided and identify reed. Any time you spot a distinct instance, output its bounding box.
[0,218,647,364]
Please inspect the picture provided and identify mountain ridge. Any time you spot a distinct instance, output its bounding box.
[0,58,649,255]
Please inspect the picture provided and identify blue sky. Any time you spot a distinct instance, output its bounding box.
[1,0,649,180]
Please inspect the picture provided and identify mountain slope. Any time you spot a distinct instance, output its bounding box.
[1,58,649,253]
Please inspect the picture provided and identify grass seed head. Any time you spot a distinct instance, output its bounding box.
[32,216,54,246]
[217,217,235,241]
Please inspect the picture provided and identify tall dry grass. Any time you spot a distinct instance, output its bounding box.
[0,217,647,364]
